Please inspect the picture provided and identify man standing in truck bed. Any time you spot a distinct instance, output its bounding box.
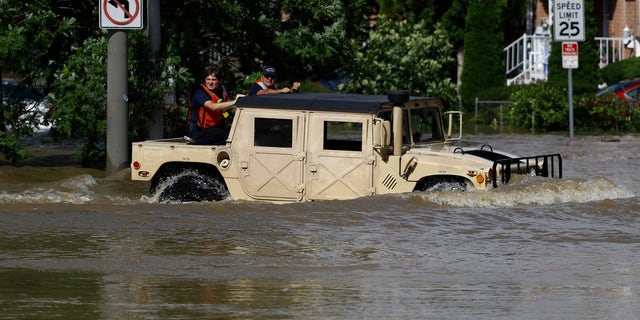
[187,66,240,145]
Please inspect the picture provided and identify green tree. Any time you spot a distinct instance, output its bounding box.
[48,36,108,167]
[459,0,506,109]
[1,0,372,166]
[48,31,191,167]
[339,18,457,105]
[273,0,370,79]
[159,0,370,89]
[379,0,450,24]
[440,0,469,51]
[0,0,96,163]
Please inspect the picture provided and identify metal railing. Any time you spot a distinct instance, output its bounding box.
[505,35,637,85]
[505,34,551,85]
[595,37,633,68]
[491,154,563,187]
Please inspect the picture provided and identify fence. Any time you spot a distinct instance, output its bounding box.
[474,98,536,133]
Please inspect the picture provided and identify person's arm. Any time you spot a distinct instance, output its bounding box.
[257,87,289,95]
[202,94,243,111]
[257,82,301,95]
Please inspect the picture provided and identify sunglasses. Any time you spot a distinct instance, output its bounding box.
[264,75,276,79]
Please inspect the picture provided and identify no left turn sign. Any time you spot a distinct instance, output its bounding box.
[99,0,144,30]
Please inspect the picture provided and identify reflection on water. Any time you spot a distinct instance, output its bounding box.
[1,134,639,319]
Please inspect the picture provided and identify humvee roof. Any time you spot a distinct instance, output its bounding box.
[235,92,441,113]
[235,92,388,113]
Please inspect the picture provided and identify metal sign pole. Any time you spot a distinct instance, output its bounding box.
[554,0,583,140]
[568,69,574,139]
[106,30,129,175]
[100,0,145,175]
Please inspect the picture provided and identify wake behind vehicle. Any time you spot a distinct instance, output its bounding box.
[130,91,562,202]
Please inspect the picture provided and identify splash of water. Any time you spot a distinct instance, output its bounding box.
[414,175,635,208]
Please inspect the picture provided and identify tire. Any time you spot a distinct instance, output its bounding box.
[153,166,229,202]
[414,176,470,192]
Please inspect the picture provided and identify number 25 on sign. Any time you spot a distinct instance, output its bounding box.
[554,0,585,42]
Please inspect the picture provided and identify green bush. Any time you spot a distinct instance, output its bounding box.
[600,57,640,85]
[575,93,640,132]
[508,83,568,130]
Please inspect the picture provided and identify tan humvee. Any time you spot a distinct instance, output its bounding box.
[130,91,562,202]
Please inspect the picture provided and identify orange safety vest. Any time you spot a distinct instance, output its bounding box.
[189,84,228,129]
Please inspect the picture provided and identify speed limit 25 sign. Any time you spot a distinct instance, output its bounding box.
[554,0,585,42]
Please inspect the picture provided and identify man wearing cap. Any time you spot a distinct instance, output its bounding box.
[248,66,300,95]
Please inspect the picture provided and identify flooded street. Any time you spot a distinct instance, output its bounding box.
[1,133,639,319]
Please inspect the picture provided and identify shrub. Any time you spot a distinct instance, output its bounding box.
[600,57,640,85]
[576,93,640,132]
[508,83,568,130]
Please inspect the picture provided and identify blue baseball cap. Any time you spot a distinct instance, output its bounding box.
[262,66,277,77]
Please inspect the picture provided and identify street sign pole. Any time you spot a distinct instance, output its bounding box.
[554,0,584,140]
[568,69,574,138]
[100,0,145,175]
[106,30,129,175]
[562,41,578,139]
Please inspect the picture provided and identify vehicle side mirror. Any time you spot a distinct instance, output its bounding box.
[373,119,391,147]
[444,111,462,141]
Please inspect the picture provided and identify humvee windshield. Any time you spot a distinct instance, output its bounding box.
[378,106,444,145]
[406,106,445,144]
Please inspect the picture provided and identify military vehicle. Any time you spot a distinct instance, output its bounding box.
[130,91,562,202]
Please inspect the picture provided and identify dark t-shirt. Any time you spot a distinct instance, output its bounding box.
[189,86,225,129]
[248,81,278,95]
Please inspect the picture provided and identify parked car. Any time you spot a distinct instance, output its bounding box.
[596,78,640,101]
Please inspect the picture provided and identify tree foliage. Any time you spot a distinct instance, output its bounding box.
[340,18,457,106]
[158,0,370,89]
[1,0,372,165]
[0,0,98,163]
[48,36,107,166]
[273,0,371,79]
[459,0,506,109]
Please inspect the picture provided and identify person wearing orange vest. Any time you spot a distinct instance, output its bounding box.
[248,66,300,95]
[187,67,240,145]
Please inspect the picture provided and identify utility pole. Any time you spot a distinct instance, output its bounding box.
[147,0,164,139]
[100,0,145,175]
[106,30,130,175]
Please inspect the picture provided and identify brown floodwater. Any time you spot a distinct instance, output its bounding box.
[1,132,638,319]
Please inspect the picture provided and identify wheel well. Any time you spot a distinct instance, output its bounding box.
[150,162,226,194]
[413,175,471,191]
